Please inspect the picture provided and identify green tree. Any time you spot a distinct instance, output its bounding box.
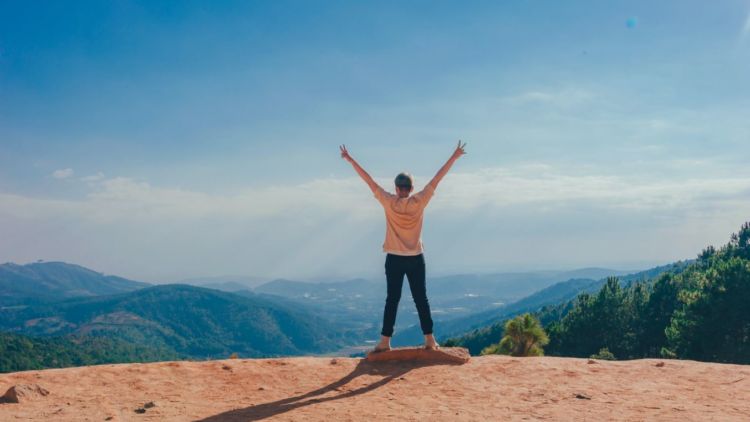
[590,347,616,360]
[666,257,750,363]
[548,277,633,357]
[481,313,549,357]
[639,273,681,357]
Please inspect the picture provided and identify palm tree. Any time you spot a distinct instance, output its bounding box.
[481,313,549,357]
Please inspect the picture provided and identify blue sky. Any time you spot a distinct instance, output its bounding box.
[1,1,749,282]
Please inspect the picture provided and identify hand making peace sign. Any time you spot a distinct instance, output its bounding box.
[452,140,467,160]
[339,144,353,163]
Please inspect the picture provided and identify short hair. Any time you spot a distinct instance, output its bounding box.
[394,172,413,189]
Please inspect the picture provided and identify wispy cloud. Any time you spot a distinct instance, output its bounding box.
[504,88,595,108]
[1,164,748,281]
[742,11,750,40]
[9,164,750,224]
[433,166,750,214]
[52,168,74,179]
[80,172,105,183]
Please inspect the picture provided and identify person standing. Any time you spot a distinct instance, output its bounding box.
[340,141,467,352]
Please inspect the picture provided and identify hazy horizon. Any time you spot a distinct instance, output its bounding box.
[2,1,749,282]
[1,258,666,285]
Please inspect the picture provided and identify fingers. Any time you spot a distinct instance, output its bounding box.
[340,144,352,161]
[452,140,467,158]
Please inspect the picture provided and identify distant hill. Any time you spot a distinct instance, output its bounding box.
[0,284,355,360]
[424,268,630,304]
[251,268,632,332]
[255,277,378,298]
[0,261,150,305]
[176,275,270,291]
[254,269,629,303]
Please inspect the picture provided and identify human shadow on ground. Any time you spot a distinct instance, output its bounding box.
[196,358,460,421]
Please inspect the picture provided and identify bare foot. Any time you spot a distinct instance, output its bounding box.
[371,335,391,353]
[424,334,439,350]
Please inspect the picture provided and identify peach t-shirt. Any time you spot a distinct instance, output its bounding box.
[371,182,436,256]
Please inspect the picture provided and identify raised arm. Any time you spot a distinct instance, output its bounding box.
[340,144,380,192]
[427,140,467,189]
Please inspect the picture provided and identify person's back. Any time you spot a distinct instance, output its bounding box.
[340,141,467,352]
[373,179,436,256]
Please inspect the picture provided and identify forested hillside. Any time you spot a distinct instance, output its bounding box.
[447,222,750,364]
[0,284,357,371]
[0,331,178,373]
[434,263,685,351]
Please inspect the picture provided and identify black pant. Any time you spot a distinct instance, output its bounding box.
[381,253,434,337]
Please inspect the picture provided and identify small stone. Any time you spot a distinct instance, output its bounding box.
[134,408,146,414]
[655,362,665,367]
[143,401,155,409]
[587,359,597,364]
[575,393,591,400]
[0,384,50,403]
[222,365,231,371]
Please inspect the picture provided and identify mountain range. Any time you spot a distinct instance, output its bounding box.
[0,260,657,370]
[0,261,149,306]
[0,283,357,361]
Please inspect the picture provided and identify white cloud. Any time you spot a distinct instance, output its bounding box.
[505,88,595,108]
[11,165,750,224]
[2,164,749,281]
[52,168,74,179]
[80,172,105,182]
[742,11,750,40]
[431,165,750,214]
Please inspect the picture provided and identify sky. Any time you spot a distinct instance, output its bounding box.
[1,0,749,282]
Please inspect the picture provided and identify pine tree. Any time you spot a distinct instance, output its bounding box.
[481,313,549,357]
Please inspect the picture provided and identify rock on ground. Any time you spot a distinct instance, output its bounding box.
[0,384,50,404]
[366,346,471,364]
